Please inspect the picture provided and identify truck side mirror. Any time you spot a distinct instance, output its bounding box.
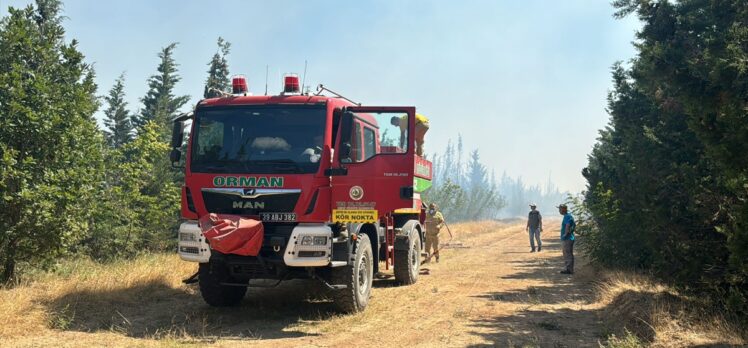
[339,142,352,163]
[171,121,184,148]
[170,148,181,164]
[336,112,354,163]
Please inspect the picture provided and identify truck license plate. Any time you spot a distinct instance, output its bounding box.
[260,212,297,222]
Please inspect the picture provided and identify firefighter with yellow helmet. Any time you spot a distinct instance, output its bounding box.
[424,202,445,263]
[390,113,429,156]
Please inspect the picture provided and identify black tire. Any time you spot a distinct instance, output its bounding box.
[198,262,247,307]
[394,229,421,285]
[331,234,373,313]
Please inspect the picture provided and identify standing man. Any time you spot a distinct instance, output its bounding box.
[558,204,576,274]
[526,203,543,252]
[424,203,445,263]
[390,113,429,156]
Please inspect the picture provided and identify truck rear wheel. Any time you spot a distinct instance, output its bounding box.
[394,229,421,284]
[198,262,247,307]
[331,234,373,313]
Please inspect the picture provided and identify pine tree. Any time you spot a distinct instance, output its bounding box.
[132,43,190,135]
[463,150,503,220]
[427,141,514,221]
[103,73,133,148]
[203,37,231,98]
[0,0,105,282]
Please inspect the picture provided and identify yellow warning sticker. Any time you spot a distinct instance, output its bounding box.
[332,209,378,223]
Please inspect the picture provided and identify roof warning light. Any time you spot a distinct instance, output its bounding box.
[283,73,300,94]
[232,75,248,94]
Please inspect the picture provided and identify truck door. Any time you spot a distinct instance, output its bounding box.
[329,106,417,223]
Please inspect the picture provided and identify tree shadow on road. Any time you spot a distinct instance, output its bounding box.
[499,256,570,282]
[474,283,592,306]
[42,271,416,343]
[466,257,743,348]
[464,239,609,347]
[467,306,606,348]
[42,278,343,343]
[466,287,742,348]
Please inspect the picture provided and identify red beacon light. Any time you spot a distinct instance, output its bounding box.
[283,73,300,94]
[232,75,248,95]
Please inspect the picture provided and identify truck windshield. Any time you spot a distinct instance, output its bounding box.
[190,105,326,174]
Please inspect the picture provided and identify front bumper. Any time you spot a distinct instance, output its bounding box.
[178,221,333,267]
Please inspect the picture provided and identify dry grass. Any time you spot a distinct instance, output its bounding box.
[594,272,746,347]
[0,255,196,341]
[0,220,744,347]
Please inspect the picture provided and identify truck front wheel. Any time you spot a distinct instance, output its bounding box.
[394,229,421,284]
[198,262,247,307]
[331,233,373,313]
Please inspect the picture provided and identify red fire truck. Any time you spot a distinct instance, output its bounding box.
[170,74,433,312]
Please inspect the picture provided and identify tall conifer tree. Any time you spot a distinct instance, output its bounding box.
[103,73,133,148]
[132,43,190,136]
[204,37,231,98]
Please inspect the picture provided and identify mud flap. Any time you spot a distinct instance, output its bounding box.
[394,220,422,251]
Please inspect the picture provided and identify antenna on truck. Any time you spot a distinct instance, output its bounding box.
[264,65,269,96]
[302,60,308,95]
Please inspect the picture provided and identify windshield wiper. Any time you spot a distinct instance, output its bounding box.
[193,159,304,173]
[193,160,246,173]
[200,165,228,171]
[249,159,303,173]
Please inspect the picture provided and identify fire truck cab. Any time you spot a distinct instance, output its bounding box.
[171,75,432,312]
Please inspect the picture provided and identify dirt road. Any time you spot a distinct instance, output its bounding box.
[2,220,607,347]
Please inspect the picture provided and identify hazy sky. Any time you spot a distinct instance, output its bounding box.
[2,0,639,193]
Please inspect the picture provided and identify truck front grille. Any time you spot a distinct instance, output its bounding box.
[201,189,300,215]
[179,246,200,254]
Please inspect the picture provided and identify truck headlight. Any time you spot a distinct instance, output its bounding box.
[300,235,328,246]
[301,236,313,245]
[180,232,196,242]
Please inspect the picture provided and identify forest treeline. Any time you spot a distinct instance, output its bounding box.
[0,0,230,281]
[580,0,748,316]
[425,136,567,221]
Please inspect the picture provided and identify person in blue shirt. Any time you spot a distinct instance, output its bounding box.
[558,204,575,274]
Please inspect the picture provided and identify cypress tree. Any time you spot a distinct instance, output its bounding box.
[103,73,133,148]
[203,37,231,98]
[132,43,190,135]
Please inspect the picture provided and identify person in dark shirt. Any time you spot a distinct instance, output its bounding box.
[526,203,543,252]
